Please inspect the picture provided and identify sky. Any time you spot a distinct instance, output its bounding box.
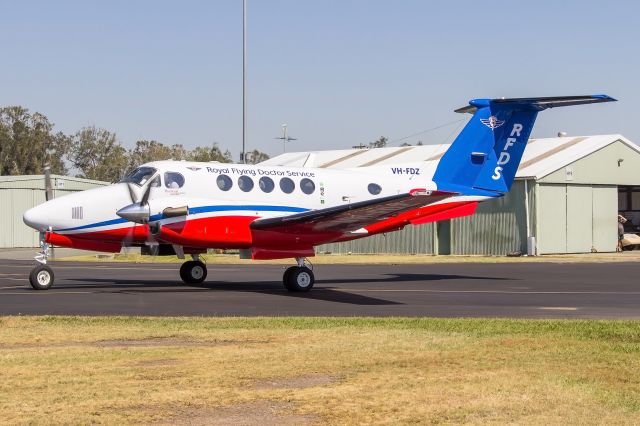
[1,0,639,159]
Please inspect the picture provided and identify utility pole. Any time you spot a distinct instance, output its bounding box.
[242,0,247,163]
[274,124,297,153]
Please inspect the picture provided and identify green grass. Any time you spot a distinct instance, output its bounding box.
[1,317,639,425]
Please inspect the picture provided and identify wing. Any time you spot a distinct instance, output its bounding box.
[250,189,457,234]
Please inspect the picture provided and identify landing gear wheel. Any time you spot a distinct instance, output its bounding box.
[29,265,54,290]
[283,266,314,292]
[180,260,207,284]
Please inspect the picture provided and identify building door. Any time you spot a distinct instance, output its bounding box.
[537,184,567,254]
[566,185,593,253]
[537,184,617,254]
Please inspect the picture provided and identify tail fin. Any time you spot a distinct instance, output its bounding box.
[433,95,616,194]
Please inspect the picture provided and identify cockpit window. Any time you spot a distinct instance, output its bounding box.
[120,167,157,186]
[164,172,185,189]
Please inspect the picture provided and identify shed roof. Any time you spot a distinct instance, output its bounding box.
[260,134,639,181]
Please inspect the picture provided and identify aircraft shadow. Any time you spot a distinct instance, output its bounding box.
[61,278,401,306]
[319,273,510,284]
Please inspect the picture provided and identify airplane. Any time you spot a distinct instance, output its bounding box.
[22,95,615,290]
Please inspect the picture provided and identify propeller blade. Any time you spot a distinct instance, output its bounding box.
[140,181,153,205]
[126,182,140,204]
[44,165,53,201]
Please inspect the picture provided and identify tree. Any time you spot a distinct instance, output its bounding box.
[0,106,69,175]
[245,149,270,164]
[69,126,129,182]
[369,136,388,149]
[128,140,188,169]
[187,144,233,163]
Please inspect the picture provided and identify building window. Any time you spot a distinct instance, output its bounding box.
[217,174,232,191]
[300,178,315,195]
[368,183,382,195]
[238,175,254,192]
[259,176,275,193]
[280,177,295,194]
[164,172,185,189]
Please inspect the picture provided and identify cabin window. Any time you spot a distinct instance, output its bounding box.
[164,172,185,189]
[368,183,382,195]
[300,178,315,195]
[120,167,157,186]
[279,177,295,194]
[259,176,275,193]
[149,175,161,187]
[238,175,254,192]
[217,174,233,191]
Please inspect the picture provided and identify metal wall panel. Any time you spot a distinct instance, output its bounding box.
[566,185,593,253]
[317,223,435,255]
[592,186,617,253]
[450,180,527,255]
[0,176,105,248]
[536,184,567,254]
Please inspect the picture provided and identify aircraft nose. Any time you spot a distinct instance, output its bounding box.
[23,205,49,231]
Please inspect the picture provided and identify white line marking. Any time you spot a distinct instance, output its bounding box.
[333,289,640,295]
[538,307,578,311]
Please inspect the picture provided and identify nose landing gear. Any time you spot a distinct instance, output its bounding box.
[283,257,314,292]
[179,255,208,284]
[29,235,55,290]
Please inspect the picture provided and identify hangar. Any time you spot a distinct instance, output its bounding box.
[263,134,640,255]
[0,175,107,248]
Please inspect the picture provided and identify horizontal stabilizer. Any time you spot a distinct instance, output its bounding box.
[455,95,616,114]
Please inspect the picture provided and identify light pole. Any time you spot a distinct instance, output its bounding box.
[242,0,247,163]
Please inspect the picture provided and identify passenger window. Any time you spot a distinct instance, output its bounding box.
[150,175,161,187]
[259,176,275,193]
[238,175,254,192]
[368,183,382,195]
[279,177,295,194]
[164,172,185,189]
[300,178,315,195]
[217,174,232,191]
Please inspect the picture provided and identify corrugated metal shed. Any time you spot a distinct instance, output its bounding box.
[0,175,108,248]
[261,134,638,181]
[264,134,640,255]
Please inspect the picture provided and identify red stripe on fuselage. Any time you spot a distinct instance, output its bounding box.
[49,200,479,251]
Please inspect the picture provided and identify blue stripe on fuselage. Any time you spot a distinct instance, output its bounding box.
[56,204,309,232]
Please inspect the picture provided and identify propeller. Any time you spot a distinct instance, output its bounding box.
[117,182,153,223]
[116,174,190,256]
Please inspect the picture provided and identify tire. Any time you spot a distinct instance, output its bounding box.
[180,261,207,284]
[29,265,54,290]
[284,266,314,292]
[282,266,298,289]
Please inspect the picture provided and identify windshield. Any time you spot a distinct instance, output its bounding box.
[120,167,157,186]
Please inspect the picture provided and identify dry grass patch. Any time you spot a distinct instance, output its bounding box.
[0,317,639,425]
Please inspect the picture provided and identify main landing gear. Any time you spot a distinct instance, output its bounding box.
[29,236,55,290]
[283,258,315,292]
[179,254,208,284]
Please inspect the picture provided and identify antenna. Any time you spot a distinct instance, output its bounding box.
[274,124,297,153]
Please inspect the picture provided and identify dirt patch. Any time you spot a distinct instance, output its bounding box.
[157,401,317,426]
[0,337,268,349]
[253,375,336,390]
[132,358,183,367]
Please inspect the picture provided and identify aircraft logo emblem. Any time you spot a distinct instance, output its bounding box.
[480,116,505,130]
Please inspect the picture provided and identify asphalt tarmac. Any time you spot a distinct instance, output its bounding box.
[1,259,639,318]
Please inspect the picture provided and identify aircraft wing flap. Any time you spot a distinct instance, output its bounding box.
[250,189,457,233]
